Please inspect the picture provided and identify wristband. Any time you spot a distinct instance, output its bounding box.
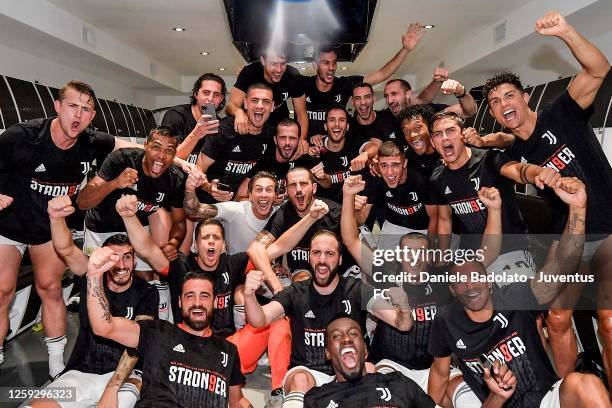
[456,89,467,98]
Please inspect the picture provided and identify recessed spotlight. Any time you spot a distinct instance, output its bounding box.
[341,66,348,70]
[172,27,186,32]
[219,67,225,71]
[294,60,307,64]
[424,24,435,29]
[200,51,210,56]
[300,67,306,70]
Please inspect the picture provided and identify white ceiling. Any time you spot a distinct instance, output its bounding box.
[46,0,532,78]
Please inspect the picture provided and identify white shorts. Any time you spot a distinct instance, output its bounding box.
[83,227,153,271]
[539,379,563,408]
[374,359,462,392]
[42,369,141,407]
[0,232,27,256]
[282,366,334,392]
[487,250,536,286]
[379,221,427,251]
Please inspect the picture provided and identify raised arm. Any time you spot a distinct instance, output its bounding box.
[292,95,309,142]
[411,67,447,105]
[340,176,374,274]
[225,87,249,135]
[369,286,413,331]
[499,160,560,190]
[478,187,503,267]
[441,79,478,118]
[462,128,516,149]
[48,196,88,275]
[530,177,586,304]
[535,10,610,109]
[364,23,425,85]
[86,247,141,348]
[183,170,219,221]
[77,168,138,210]
[116,195,169,274]
[243,270,286,328]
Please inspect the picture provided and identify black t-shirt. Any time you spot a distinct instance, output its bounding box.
[198,116,273,203]
[273,276,368,374]
[234,61,304,125]
[430,148,527,251]
[505,91,612,236]
[303,75,363,137]
[405,149,443,179]
[429,282,558,408]
[84,148,185,233]
[365,167,433,230]
[160,104,200,164]
[168,253,248,337]
[350,110,400,145]
[317,136,369,204]
[369,266,452,369]
[65,276,158,375]
[0,118,115,244]
[304,372,435,408]
[136,319,243,408]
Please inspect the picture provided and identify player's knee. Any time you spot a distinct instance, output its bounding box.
[285,370,315,393]
[563,373,605,399]
[291,271,311,283]
[35,282,63,303]
[546,309,573,333]
[234,284,245,305]
[596,311,612,339]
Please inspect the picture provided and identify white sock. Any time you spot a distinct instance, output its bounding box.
[151,280,172,322]
[0,345,4,364]
[233,304,245,330]
[117,382,139,408]
[281,391,304,408]
[45,335,67,378]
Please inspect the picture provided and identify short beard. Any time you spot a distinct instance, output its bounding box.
[313,264,338,288]
[182,306,211,331]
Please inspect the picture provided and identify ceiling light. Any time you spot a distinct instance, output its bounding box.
[341,66,348,70]
[300,67,306,70]
[424,25,435,29]
[172,27,186,32]
[200,51,210,56]
[219,67,226,71]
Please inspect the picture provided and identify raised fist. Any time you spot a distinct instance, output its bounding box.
[245,270,264,296]
[113,167,138,189]
[309,199,329,220]
[115,195,138,218]
[47,196,75,219]
[535,11,571,37]
[343,175,366,196]
[441,79,465,97]
[478,187,501,211]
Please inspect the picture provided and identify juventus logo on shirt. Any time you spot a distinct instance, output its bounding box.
[341,156,348,167]
[282,92,289,101]
[542,130,558,145]
[471,177,480,191]
[334,94,341,103]
[125,307,134,320]
[493,312,509,328]
[409,192,418,201]
[221,351,228,367]
[342,299,352,314]
[80,162,91,175]
[376,387,392,401]
[425,283,432,296]
[222,272,229,285]
[156,192,165,202]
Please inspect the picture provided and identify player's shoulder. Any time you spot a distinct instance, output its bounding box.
[5,118,50,144]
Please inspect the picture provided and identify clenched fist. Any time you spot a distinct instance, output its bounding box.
[245,270,264,296]
[115,195,138,218]
[47,196,75,219]
[113,167,138,189]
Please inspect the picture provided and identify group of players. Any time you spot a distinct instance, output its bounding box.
[1,9,611,408]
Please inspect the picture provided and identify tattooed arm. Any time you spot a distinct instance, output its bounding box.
[183,168,219,221]
[531,177,587,304]
[86,247,140,348]
[98,315,153,407]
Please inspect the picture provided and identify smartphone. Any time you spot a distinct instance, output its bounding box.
[477,354,493,372]
[201,103,217,120]
[276,182,286,196]
[216,182,231,192]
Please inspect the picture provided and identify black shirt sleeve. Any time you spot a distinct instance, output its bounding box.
[429,168,448,205]
[170,168,187,208]
[271,283,296,316]
[427,309,453,357]
[228,343,245,386]
[0,125,21,172]
[97,149,129,181]
[136,319,157,359]
[201,133,227,161]
[234,63,259,94]
[263,204,287,239]
[161,108,189,140]
[550,90,595,123]
[229,252,249,286]
[286,66,305,97]
[487,149,515,173]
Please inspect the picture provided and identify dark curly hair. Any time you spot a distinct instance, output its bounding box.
[400,104,435,128]
[190,73,227,107]
[482,72,524,101]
